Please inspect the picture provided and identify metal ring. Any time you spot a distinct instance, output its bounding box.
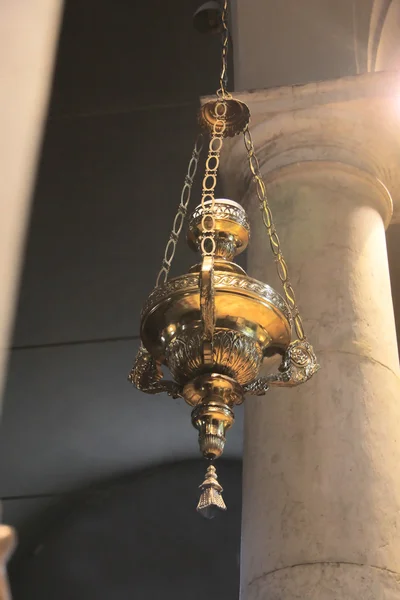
[277,257,288,282]
[188,157,198,181]
[269,231,280,256]
[244,130,252,152]
[210,137,223,153]
[205,155,220,172]
[249,154,259,176]
[262,205,272,229]
[201,193,214,205]
[283,282,296,309]
[164,239,176,265]
[202,196,215,211]
[212,119,226,135]
[156,267,169,287]
[173,211,185,236]
[215,101,228,117]
[256,178,266,200]
[203,173,217,191]
[201,235,216,255]
[201,214,216,232]
[180,182,191,207]
[294,314,305,340]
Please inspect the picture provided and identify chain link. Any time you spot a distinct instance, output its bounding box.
[155,134,204,287]
[200,100,227,257]
[216,0,232,100]
[197,0,230,258]
[243,126,306,341]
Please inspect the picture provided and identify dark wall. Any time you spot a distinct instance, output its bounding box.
[9,461,242,600]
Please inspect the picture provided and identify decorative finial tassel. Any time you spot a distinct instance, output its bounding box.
[196,464,227,519]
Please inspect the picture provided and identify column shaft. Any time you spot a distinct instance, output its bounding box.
[241,162,400,599]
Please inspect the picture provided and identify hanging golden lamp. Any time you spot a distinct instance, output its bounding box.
[129,0,319,518]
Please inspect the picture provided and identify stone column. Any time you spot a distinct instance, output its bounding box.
[0,3,63,597]
[0,0,63,404]
[218,71,400,598]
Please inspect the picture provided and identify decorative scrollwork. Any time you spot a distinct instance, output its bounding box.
[142,273,291,324]
[128,346,182,398]
[243,339,320,396]
[165,329,262,386]
[242,377,270,396]
[189,200,250,234]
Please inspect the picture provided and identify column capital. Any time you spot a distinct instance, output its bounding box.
[204,71,400,225]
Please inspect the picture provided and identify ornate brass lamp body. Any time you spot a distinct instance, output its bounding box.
[130,193,318,516]
[139,197,291,444]
[129,0,319,517]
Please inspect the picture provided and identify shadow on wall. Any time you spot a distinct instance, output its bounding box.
[9,459,242,600]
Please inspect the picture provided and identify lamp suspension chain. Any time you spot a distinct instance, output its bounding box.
[200,103,227,258]
[155,134,204,287]
[200,0,233,260]
[243,125,306,341]
[217,0,232,100]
